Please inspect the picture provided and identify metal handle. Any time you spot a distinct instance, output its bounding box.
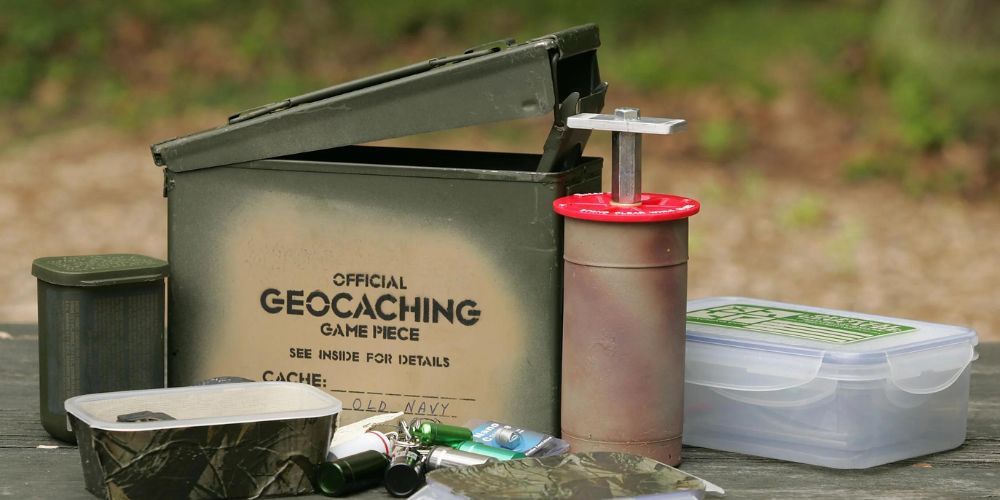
[567,109,686,206]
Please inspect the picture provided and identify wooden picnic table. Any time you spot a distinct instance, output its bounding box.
[1,323,997,499]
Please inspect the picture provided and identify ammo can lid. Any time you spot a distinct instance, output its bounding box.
[152,24,607,174]
[32,254,168,287]
[553,192,700,223]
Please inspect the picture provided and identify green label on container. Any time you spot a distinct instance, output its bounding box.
[687,304,916,344]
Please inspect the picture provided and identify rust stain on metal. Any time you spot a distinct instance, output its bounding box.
[561,218,689,466]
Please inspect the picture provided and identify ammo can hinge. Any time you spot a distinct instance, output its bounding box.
[162,170,175,198]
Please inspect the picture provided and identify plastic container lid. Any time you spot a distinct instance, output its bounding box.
[685,297,978,395]
[65,382,342,432]
[553,193,700,223]
[32,254,168,287]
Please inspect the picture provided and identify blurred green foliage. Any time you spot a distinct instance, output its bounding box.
[844,149,973,196]
[876,0,999,149]
[780,194,829,229]
[825,218,864,274]
[697,119,749,162]
[0,0,881,108]
[1,0,996,192]
[842,152,908,184]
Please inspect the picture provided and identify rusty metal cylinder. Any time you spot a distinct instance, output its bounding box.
[558,200,694,466]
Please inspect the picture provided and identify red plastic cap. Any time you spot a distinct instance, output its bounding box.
[553,192,700,223]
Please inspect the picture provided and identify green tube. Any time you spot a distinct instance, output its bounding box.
[413,422,473,446]
[452,441,526,461]
[315,450,390,497]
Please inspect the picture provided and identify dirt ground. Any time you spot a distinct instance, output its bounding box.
[1,110,997,342]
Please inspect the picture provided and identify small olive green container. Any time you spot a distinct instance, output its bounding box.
[32,254,168,443]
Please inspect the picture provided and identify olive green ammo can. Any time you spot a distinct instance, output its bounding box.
[150,26,606,434]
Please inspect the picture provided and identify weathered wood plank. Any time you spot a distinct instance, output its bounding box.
[682,446,1000,498]
[1,323,997,499]
[0,448,92,500]
[0,325,63,450]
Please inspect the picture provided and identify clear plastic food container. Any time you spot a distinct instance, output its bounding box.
[65,382,341,499]
[683,297,978,469]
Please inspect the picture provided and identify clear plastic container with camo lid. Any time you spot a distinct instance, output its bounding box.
[682,296,978,469]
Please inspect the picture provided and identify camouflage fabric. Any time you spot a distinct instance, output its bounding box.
[71,415,336,499]
[424,451,705,499]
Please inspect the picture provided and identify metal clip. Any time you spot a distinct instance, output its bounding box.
[567,109,686,206]
[463,38,515,54]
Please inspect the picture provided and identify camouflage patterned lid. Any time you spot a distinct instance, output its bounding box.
[32,254,168,287]
[424,451,709,498]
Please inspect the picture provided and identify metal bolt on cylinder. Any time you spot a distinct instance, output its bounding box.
[555,108,698,466]
[494,427,523,450]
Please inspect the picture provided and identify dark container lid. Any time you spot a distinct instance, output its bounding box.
[151,24,607,174]
[32,254,168,287]
[384,462,424,497]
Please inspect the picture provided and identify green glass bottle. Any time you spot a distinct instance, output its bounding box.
[413,422,473,446]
